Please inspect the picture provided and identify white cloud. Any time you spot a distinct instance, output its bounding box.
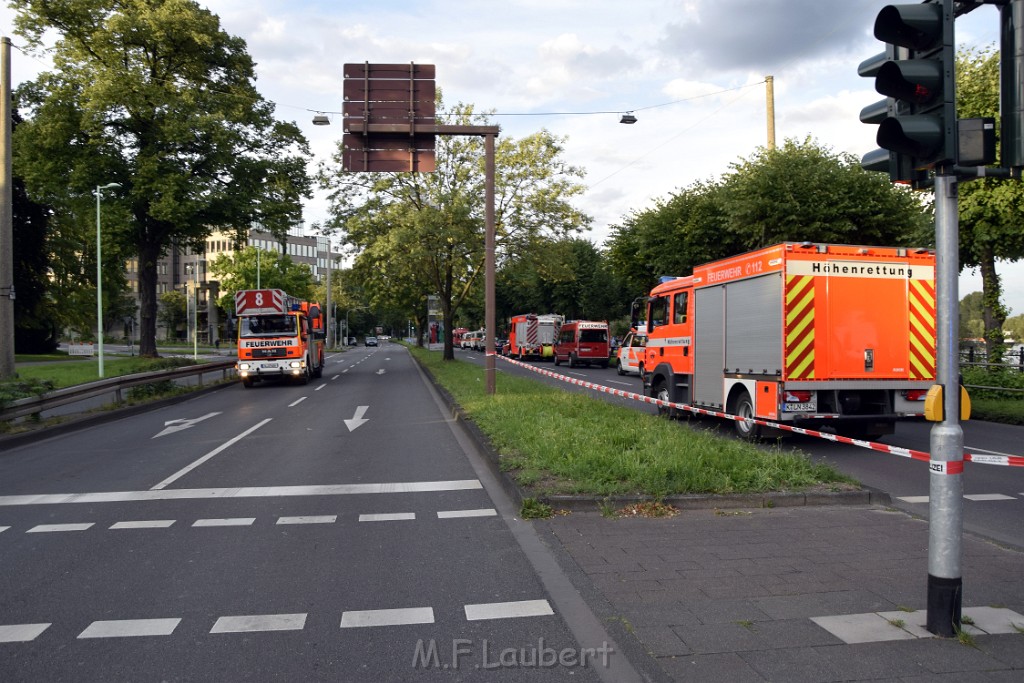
[2,0,1020,311]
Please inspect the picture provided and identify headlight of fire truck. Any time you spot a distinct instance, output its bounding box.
[238,363,251,377]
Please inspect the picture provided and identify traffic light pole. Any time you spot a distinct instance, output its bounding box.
[927,171,963,638]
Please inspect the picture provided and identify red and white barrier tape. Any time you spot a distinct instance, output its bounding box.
[494,355,1024,470]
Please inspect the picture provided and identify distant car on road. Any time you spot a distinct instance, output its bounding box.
[365,336,378,347]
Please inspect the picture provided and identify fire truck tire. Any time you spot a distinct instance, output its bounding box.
[242,378,254,388]
[732,391,761,440]
[554,355,561,366]
[568,353,577,368]
[617,360,625,375]
[654,380,675,419]
[598,360,608,369]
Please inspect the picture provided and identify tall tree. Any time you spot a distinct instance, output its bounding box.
[209,246,316,313]
[605,139,930,295]
[11,0,311,357]
[319,102,589,360]
[955,45,1024,360]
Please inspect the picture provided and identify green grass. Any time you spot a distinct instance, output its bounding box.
[410,346,857,497]
[12,356,198,390]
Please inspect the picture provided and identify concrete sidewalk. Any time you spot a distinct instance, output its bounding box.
[540,505,1024,682]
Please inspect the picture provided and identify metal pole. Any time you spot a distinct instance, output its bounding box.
[765,75,776,151]
[484,133,496,395]
[0,37,13,380]
[96,188,105,378]
[1001,0,1024,168]
[193,258,198,360]
[926,172,963,637]
[325,254,332,349]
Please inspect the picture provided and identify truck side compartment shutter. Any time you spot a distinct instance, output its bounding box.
[727,274,782,376]
[694,286,724,407]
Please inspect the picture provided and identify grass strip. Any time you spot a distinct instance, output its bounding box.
[409,346,856,497]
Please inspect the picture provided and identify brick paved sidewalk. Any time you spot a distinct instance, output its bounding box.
[542,505,1024,682]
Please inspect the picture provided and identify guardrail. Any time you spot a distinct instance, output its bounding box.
[1,359,237,423]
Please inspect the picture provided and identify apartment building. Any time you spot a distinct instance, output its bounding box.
[124,225,341,342]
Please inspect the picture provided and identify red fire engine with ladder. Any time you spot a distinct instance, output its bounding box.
[640,242,936,440]
[235,289,326,387]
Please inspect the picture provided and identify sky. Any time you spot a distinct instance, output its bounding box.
[2,0,1021,315]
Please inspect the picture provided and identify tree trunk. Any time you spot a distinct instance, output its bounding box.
[978,244,1007,363]
[137,240,161,358]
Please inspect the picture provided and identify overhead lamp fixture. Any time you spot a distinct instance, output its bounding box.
[619,112,637,124]
[312,113,330,126]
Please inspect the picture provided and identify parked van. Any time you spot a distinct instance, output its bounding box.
[554,320,610,368]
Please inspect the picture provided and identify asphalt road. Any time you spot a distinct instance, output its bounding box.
[456,348,1024,551]
[0,345,640,682]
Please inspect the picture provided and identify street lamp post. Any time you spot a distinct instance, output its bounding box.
[186,260,198,360]
[95,182,121,378]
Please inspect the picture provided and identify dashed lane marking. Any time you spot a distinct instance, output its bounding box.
[0,479,484,507]
[192,518,256,527]
[0,526,8,533]
[110,520,176,530]
[276,515,337,525]
[210,613,307,634]
[1,508,500,534]
[0,624,49,643]
[27,523,94,533]
[437,508,497,519]
[358,512,415,522]
[78,618,181,639]
[340,607,435,628]
[464,599,554,621]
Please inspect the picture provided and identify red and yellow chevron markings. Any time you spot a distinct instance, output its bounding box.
[785,275,816,379]
[909,279,936,379]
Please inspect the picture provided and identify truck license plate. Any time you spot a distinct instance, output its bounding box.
[784,402,816,412]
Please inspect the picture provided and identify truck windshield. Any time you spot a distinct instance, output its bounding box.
[240,315,296,337]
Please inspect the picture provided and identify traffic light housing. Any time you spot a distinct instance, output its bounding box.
[859,0,955,185]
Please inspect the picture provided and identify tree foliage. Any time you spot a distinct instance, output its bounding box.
[208,246,316,313]
[605,138,930,295]
[955,45,1024,359]
[11,0,311,357]
[319,101,589,359]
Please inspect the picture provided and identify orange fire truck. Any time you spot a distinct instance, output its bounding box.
[640,243,936,440]
[235,289,326,387]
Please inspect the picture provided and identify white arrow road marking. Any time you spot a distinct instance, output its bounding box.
[153,412,221,438]
[376,369,386,375]
[345,406,370,432]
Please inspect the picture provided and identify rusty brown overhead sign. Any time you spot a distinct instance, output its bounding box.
[342,62,437,172]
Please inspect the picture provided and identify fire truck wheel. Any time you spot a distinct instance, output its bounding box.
[554,355,561,366]
[568,353,577,368]
[242,378,254,388]
[654,380,675,419]
[732,391,761,440]
[617,360,625,375]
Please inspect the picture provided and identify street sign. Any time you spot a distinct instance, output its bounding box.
[343,62,436,172]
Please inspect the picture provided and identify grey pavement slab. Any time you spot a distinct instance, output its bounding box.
[543,505,1024,682]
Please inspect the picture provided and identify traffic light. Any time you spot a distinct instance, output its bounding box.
[859,0,955,184]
